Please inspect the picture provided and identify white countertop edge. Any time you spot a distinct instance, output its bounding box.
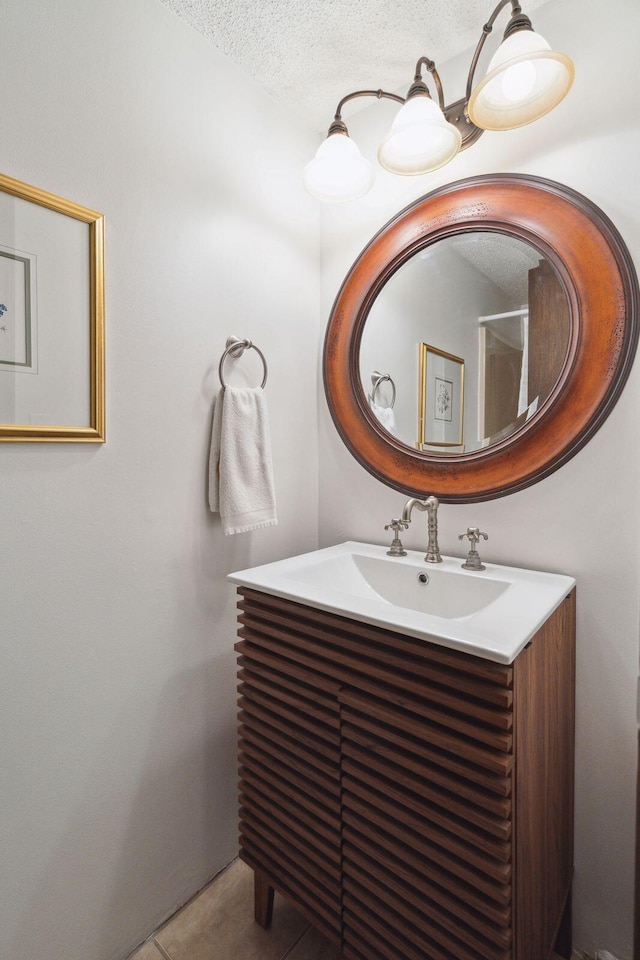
[228,541,575,665]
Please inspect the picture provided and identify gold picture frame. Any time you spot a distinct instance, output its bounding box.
[0,172,105,442]
[417,342,464,449]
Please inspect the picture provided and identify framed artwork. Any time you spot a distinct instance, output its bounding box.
[417,342,464,448]
[0,172,105,441]
[0,244,38,374]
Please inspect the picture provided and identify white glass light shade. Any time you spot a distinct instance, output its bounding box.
[303,133,375,202]
[468,29,574,131]
[378,95,462,175]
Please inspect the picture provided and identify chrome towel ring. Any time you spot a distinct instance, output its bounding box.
[219,336,268,389]
[370,371,396,408]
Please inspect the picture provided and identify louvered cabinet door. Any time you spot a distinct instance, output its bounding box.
[235,590,343,943]
[234,586,575,960]
[339,653,516,960]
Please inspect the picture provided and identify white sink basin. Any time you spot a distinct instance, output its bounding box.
[286,552,510,619]
[228,541,575,664]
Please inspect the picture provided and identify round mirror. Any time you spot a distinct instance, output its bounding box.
[360,232,570,453]
[324,175,638,502]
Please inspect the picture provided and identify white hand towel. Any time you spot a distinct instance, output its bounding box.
[370,400,397,436]
[208,386,278,535]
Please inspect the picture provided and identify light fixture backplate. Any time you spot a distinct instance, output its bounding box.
[444,97,484,150]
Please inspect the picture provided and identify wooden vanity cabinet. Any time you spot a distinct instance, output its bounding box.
[235,586,575,960]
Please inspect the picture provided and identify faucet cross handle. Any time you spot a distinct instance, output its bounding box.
[459,527,488,546]
[458,527,488,571]
[385,518,409,557]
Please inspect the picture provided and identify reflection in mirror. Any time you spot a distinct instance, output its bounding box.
[359,232,570,453]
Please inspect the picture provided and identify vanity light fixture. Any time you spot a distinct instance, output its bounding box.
[303,0,574,202]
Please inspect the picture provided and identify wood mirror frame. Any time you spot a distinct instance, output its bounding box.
[324,174,639,502]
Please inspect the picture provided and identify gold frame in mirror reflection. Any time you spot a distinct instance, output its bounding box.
[416,343,465,451]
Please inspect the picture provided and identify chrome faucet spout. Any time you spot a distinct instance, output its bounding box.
[401,496,442,563]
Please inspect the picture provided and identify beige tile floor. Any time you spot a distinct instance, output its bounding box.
[129,859,342,960]
[129,858,580,960]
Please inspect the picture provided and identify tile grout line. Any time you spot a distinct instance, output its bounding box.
[152,939,174,960]
[279,922,312,960]
[125,857,239,960]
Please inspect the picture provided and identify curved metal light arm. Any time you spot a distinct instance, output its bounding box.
[464,0,533,102]
[333,89,405,125]
[412,57,445,111]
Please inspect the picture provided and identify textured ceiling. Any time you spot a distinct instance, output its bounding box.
[416,232,539,305]
[159,0,549,133]
[452,232,540,301]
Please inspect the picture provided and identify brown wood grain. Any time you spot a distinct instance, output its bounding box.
[513,592,576,960]
[236,588,576,960]
[342,739,511,839]
[239,797,341,867]
[242,850,341,942]
[341,695,514,781]
[253,868,274,929]
[238,720,340,780]
[237,666,341,725]
[238,589,514,689]
[528,258,571,407]
[342,796,512,906]
[344,868,511,960]
[238,758,341,832]
[340,709,512,797]
[342,722,513,817]
[343,837,512,947]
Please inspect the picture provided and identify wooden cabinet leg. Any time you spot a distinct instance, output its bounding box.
[254,868,274,929]
[554,888,572,959]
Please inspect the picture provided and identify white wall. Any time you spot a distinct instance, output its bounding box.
[318,0,640,956]
[0,2,320,959]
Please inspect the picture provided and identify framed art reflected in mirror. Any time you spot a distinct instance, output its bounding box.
[0,173,105,442]
[417,343,465,451]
